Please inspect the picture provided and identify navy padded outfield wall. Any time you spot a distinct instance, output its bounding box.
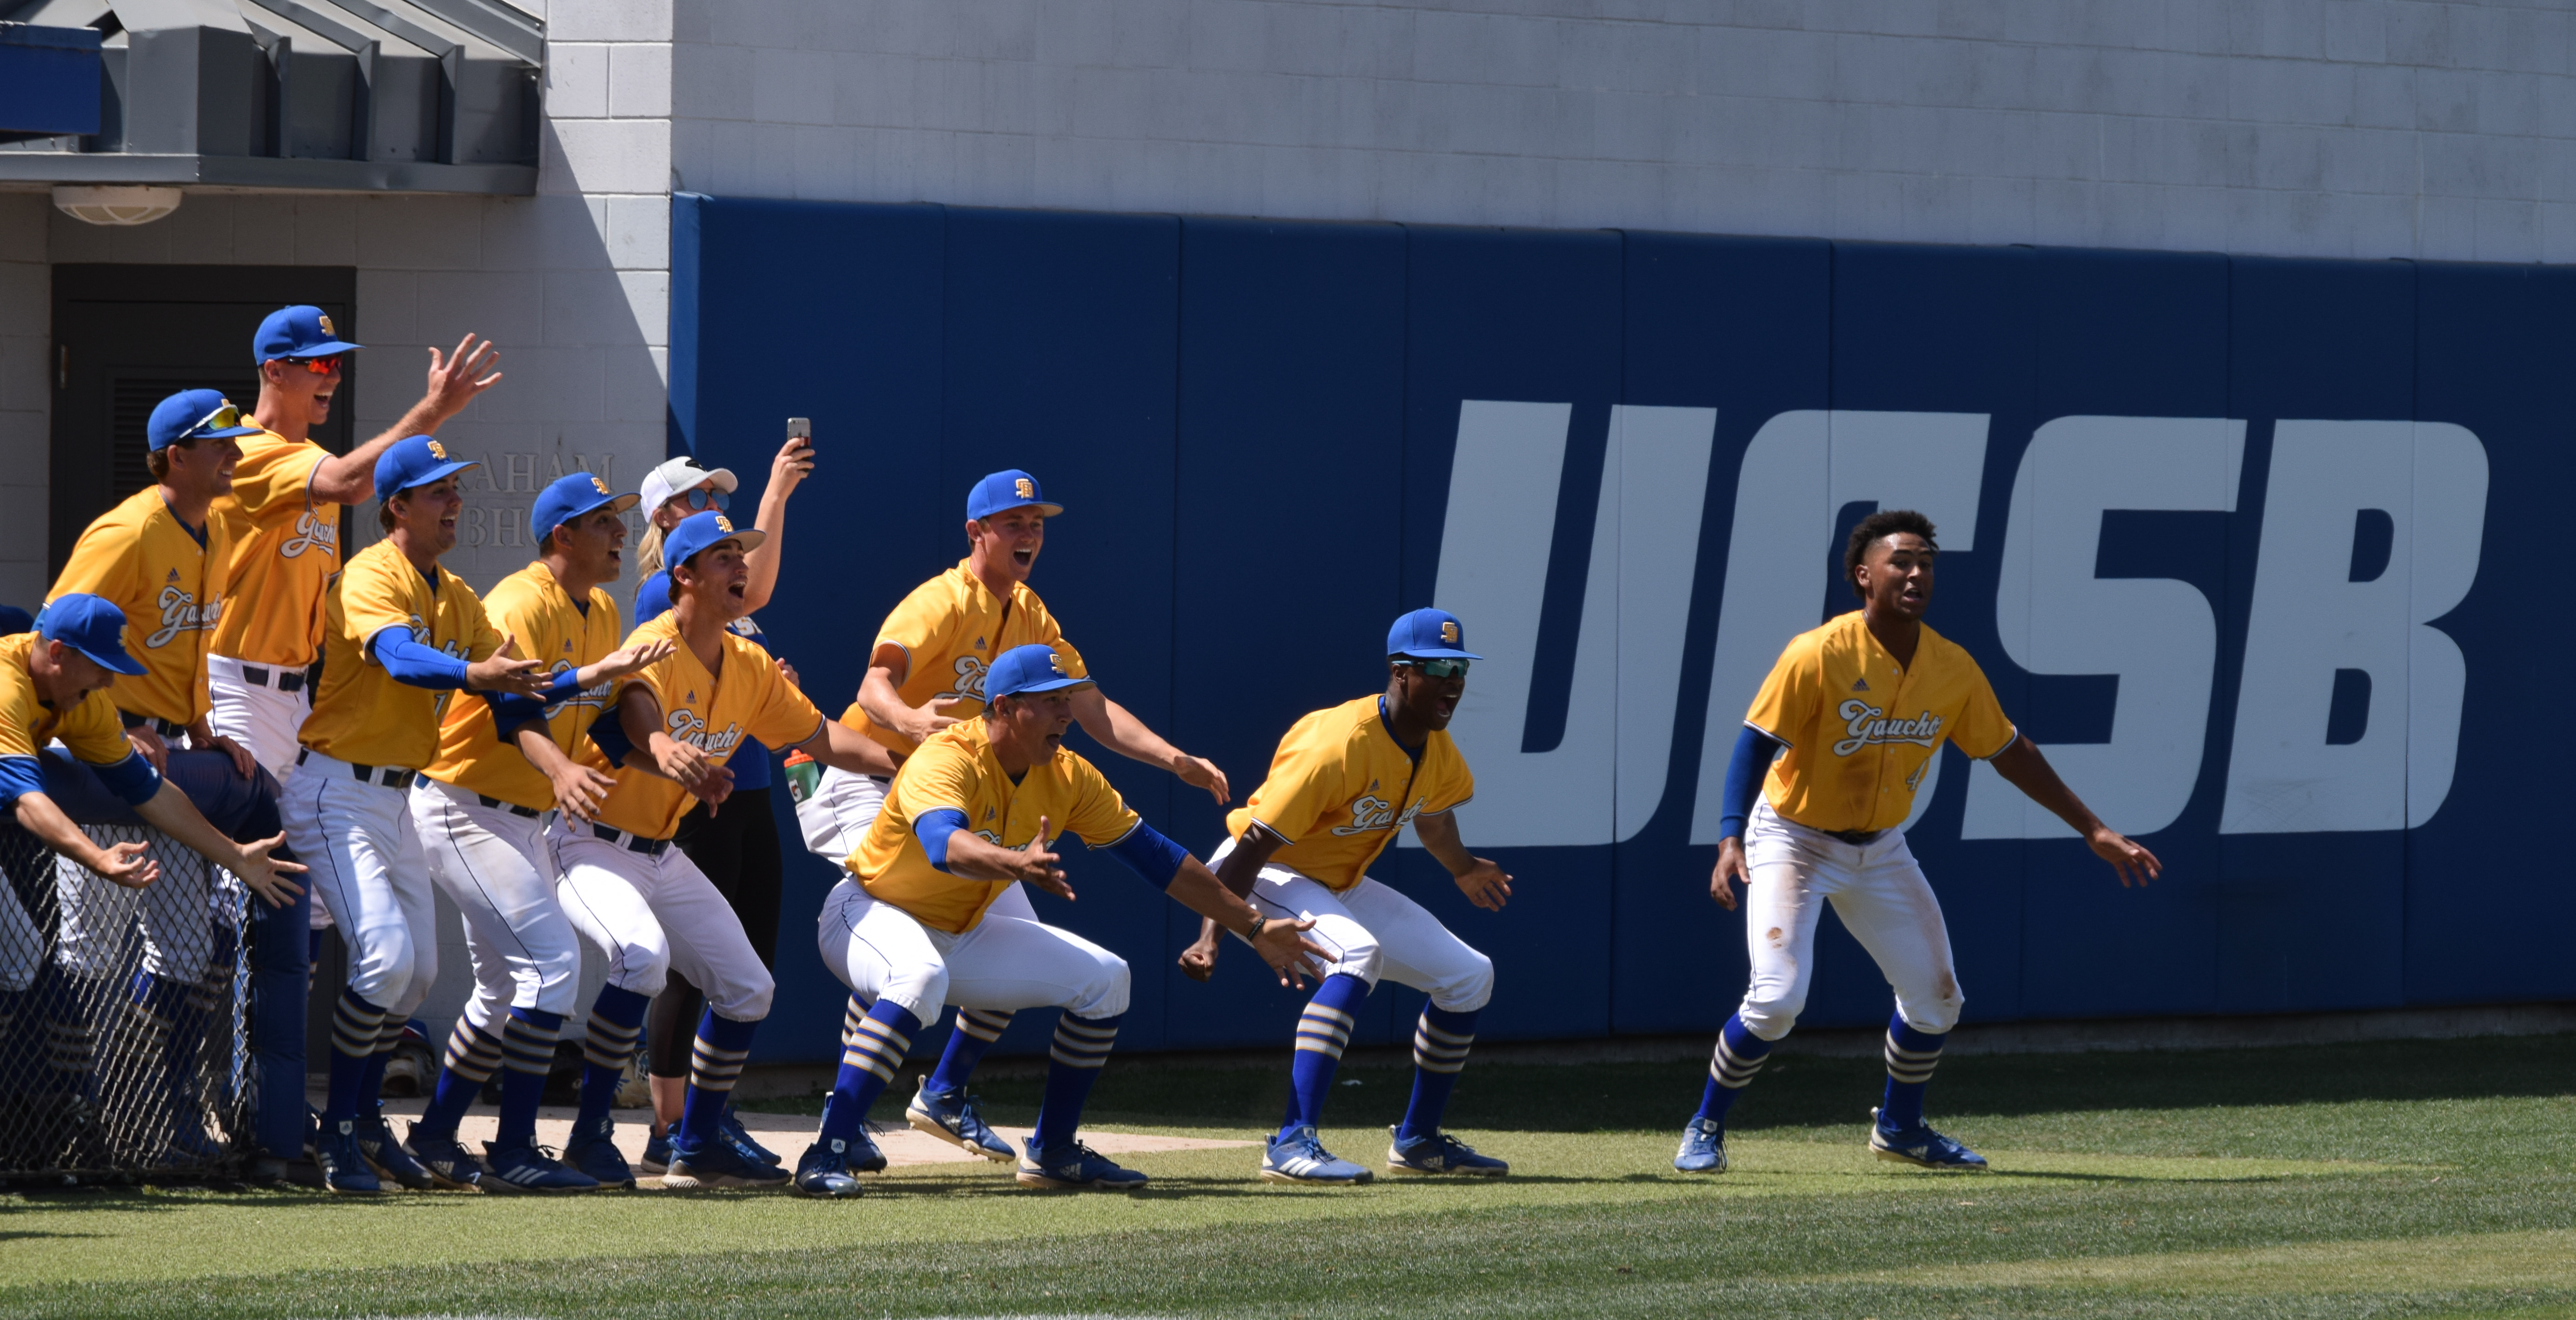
[669,192,2569,1064]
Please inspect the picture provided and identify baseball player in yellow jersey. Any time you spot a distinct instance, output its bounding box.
[1675,510,2162,1175]
[207,308,501,781]
[797,468,1231,1161]
[396,473,675,1193]
[550,511,897,1190]
[1178,608,1517,1185]
[280,436,556,1194]
[795,644,1326,1197]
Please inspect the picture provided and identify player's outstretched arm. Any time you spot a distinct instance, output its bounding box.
[510,725,618,823]
[618,681,733,806]
[792,715,901,779]
[940,815,1075,899]
[1179,824,1286,982]
[1412,808,1513,912]
[130,780,305,907]
[855,651,965,747]
[1159,854,1330,989]
[11,791,157,889]
[1987,735,2163,887]
[1066,684,1230,804]
[311,334,502,504]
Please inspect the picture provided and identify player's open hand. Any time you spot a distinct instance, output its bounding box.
[125,725,169,776]
[1249,916,1331,990]
[590,637,676,686]
[1177,931,1221,983]
[422,333,502,422]
[1013,816,1073,899]
[468,635,554,697]
[230,832,307,908]
[1172,753,1232,805]
[95,839,159,890]
[1454,857,1513,911]
[205,732,257,780]
[901,697,965,745]
[1709,838,1750,911]
[549,761,621,823]
[2087,827,2161,888]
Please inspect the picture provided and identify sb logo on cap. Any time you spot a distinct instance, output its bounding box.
[425,438,448,460]
[318,312,336,337]
[1047,652,1064,675]
[715,514,735,534]
[1440,620,1460,643]
[1014,477,1034,500]
[589,474,610,494]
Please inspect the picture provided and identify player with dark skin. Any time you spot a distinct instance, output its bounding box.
[1179,659,1514,981]
[1707,529,2161,911]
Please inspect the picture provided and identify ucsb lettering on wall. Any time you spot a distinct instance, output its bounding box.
[672,193,2575,1061]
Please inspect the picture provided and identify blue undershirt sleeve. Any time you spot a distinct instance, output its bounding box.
[586,709,637,766]
[369,627,471,690]
[0,755,45,812]
[1719,726,1784,843]
[92,751,162,808]
[490,670,582,740]
[1099,820,1191,891]
[915,807,971,873]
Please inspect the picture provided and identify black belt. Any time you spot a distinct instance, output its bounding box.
[478,794,541,819]
[120,713,188,738]
[591,822,669,856]
[297,748,415,790]
[240,664,306,693]
[1823,827,1885,846]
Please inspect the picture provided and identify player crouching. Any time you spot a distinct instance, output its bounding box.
[1178,609,1515,1184]
[798,645,1326,1198]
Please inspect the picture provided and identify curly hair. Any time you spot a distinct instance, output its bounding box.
[1843,508,1938,598]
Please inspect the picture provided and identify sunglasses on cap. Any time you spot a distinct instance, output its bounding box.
[283,353,344,376]
[187,401,244,438]
[1404,658,1470,679]
[672,486,729,513]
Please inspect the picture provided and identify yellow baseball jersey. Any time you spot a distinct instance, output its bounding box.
[583,611,826,841]
[209,429,338,667]
[1743,611,2018,833]
[300,540,505,771]
[46,487,234,726]
[423,563,624,812]
[850,718,1141,933]
[0,633,133,767]
[1227,695,1476,892]
[839,561,1088,756]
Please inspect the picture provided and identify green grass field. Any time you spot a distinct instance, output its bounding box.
[5,1031,2575,1319]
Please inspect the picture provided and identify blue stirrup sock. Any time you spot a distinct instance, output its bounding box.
[1878,1013,1947,1130]
[1279,972,1371,1140]
[1396,1004,1480,1142]
[355,1013,407,1115]
[1694,1013,1777,1128]
[322,987,387,1124]
[817,996,918,1147]
[495,1007,565,1151]
[1028,1011,1122,1154]
[925,1006,1015,1096]
[575,984,651,1126]
[415,1014,506,1137]
[673,1010,760,1155]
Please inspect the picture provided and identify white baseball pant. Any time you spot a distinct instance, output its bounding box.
[1212,837,1494,1012]
[816,877,1126,1023]
[209,655,331,932]
[1735,799,1964,1041]
[551,816,774,1020]
[282,752,439,1017]
[410,777,582,1022]
[798,766,1039,923]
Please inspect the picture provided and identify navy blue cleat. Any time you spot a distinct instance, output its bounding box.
[1258,1125,1372,1186]
[663,1137,791,1190]
[907,1081,1016,1162]
[1017,1138,1148,1191]
[562,1115,636,1189]
[793,1139,866,1197]
[1868,1108,1988,1171]
[1386,1126,1509,1176]
[481,1142,601,1193]
[843,1124,888,1174]
[403,1123,484,1189]
[718,1106,781,1165]
[639,1128,671,1175]
[313,1119,381,1195]
[353,1113,434,1190]
[1673,1117,1728,1174]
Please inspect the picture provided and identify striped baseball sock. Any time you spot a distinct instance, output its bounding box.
[924,1007,1015,1095]
[1028,1011,1122,1154]
[322,987,387,1123]
[39,975,95,1100]
[1395,1004,1480,1142]
[1280,972,1371,1140]
[1878,1014,1946,1130]
[575,984,650,1127]
[416,1014,506,1137]
[1694,1013,1776,1127]
[494,1007,565,1151]
[816,996,918,1146]
[355,1011,408,1115]
[673,1010,760,1155]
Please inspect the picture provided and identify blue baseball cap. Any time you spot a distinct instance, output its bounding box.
[984,643,1091,703]
[966,469,1063,521]
[1387,607,1481,661]
[35,594,146,676]
[663,509,767,573]
[530,471,639,544]
[146,388,261,451]
[252,304,361,363]
[0,605,33,636]
[374,434,477,497]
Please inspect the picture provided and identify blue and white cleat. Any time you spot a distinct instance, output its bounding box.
[843,1124,888,1174]
[313,1119,382,1195]
[663,1136,792,1190]
[353,1113,434,1190]
[562,1115,636,1188]
[1017,1138,1148,1191]
[907,1081,1016,1162]
[792,1139,866,1197]
[1386,1126,1509,1176]
[481,1142,601,1193]
[639,1128,671,1175]
[1258,1124,1373,1186]
[1672,1116,1728,1174]
[718,1106,781,1165]
[1868,1108,1988,1171]
[403,1123,484,1189]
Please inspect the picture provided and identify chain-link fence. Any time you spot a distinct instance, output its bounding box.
[1,821,253,1183]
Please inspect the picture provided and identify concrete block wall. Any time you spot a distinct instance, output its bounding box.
[669,0,2576,263]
